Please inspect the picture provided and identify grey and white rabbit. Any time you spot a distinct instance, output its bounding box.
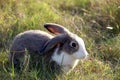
[9,23,88,72]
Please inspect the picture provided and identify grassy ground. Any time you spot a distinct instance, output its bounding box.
[0,0,120,80]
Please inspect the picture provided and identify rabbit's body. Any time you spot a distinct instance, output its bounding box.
[9,23,88,73]
[9,30,54,69]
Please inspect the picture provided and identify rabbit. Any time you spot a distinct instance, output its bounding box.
[9,23,88,73]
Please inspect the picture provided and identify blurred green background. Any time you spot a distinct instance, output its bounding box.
[0,0,120,80]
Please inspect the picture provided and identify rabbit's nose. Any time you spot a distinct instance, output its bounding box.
[83,50,89,58]
[85,51,89,59]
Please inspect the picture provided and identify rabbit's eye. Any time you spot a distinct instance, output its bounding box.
[70,41,77,48]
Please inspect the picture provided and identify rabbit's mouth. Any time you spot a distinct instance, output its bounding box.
[72,50,88,60]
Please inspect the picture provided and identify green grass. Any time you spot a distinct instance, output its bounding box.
[0,0,120,80]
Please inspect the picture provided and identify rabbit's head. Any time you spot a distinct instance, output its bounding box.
[41,23,88,60]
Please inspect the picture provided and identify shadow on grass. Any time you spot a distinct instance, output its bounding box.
[3,54,63,80]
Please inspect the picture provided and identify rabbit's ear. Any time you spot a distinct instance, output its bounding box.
[44,23,69,35]
[40,34,68,54]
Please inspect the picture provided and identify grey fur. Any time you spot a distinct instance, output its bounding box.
[9,30,53,66]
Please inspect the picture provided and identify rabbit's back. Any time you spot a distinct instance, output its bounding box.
[10,30,53,55]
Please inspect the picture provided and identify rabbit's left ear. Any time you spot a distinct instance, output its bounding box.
[40,34,68,54]
[44,23,69,35]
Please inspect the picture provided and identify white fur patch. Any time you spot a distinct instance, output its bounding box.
[52,48,80,72]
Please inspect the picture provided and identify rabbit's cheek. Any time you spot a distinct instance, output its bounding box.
[72,49,88,59]
[73,35,89,59]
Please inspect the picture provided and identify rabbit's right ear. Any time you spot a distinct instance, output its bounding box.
[44,23,69,35]
[40,34,68,54]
